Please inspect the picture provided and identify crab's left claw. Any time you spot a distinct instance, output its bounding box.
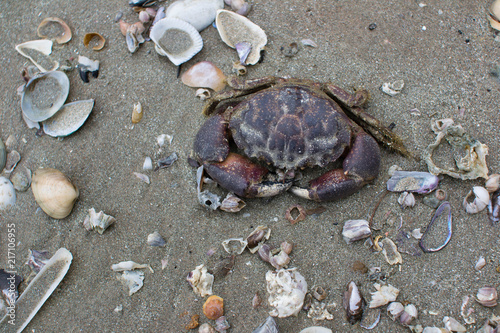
[290,132,380,202]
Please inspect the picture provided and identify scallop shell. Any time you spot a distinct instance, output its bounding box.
[181,61,227,92]
[37,17,72,44]
[0,177,16,210]
[42,99,94,137]
[215,9,267,65]
[31,168,79,219]
[150,18,203,66]
[165,0,224,32]
[21,71,70,122]
[15,40,59,72]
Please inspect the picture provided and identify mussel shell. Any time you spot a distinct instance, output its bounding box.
[343,281,365,324]
[21,71,70,122]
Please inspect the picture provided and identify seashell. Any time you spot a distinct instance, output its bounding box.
[420,201,452,253]
[398,191,415,208]
[266,268,307,318]
[4,150,21,173]
[37,17,72,44]
[216,9,267,65]
[285,204,307,224]
[221,238,247,255]
[342,219,371,244]
[150,18,203,66]
[299,328,332,333]
[77,56,99,83]
[258,243,272,263]
[10,166,32,192]
[203,295,224,320]
[312,286,327,302]
[83,208,116,234]
[198,190,221,210]
[21,71,70,122]
[31,168,78,219]
[196,88,211,100]
[301,38,318,48]
[26,249,51,273]
[387,171,439,194]
[111,261,154,272]
[147,231,166,247]
[489,189,500,223]
[187,264,214,296]
[0,138,5,171]
[124,22,146,53]
[399,304,417,326]
[181,61,227,92]
[133,172,150,184]
[422,327,448,333]
[157,134,173,147]
[269,249,291,270]
[199,323,216,333]
[165,0,224,32]
[0,177,16,210]
[343,281,365,324]
[488,0,500,31]
[131,102,143,124]
[42,99,95,137]
[443,316,466,332]
[360,307,381,329]
[129,0,156,6]
[463,186,490,214]
[214,316,230,331]
[138,10,151,23]
[369,283,399,308]
[281,42,299,57]
[220,192,246,212]
[83,32,106,51]
[380,238,403,265]
[306,301,334,321]
[381,80,404,96]
[486,174,500,193]
[15,40,59,72]
[387,301,404,321]
[156,152,178,169]
[251,316,278,333]
[475,256,486,270]
[143,157,153,170]
[252,292,262,309]
[117,270,144,296]
[280,241,293,255]
[152,6,166,25]
[236,41,252,63]
[232,61,247,76]
[460,295,475,325]
[411,228,423,240]
[227,0,252,16]
[476,287,498,307]
[435,189,447,201]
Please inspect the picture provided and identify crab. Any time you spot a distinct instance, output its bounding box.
[193,76,409,202]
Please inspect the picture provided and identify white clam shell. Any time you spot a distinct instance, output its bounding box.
[0,177,16,210]
[42,99,94,137]
[150,18,203,66]
[463,186,490,214]
[31,168,79,219]
[21,71,70,122]
[215,9,267,65]
[15,40,59,72]
[165,0,224,31]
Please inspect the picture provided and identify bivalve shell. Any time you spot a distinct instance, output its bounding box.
[215,9,267,65]
[37,17,72,44]
[0,177,16,210]
[15,40,59,72]
[181,61,227,92]
[463,186,490,214]
[31,168,79,219]
[150,18,203,66]
[165,0,224,32]
[42,99,94,137]
[21,71,70,122]
[476,287,498,307]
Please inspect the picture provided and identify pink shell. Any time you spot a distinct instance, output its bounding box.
[181,61,226,92]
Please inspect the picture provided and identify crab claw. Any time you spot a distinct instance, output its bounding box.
[290,132,380,202]
[204,152,292,198]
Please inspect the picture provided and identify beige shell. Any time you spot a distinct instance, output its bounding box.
[37,17,72,44]
[131,102,143,124]
[489,0,500,31]
[215,9,267,65]
[31,168,79,219]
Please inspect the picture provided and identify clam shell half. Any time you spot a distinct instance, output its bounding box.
[165,0,224,32]
[42,99,94,137]
[150,18,203,66]
[21,71,70,122]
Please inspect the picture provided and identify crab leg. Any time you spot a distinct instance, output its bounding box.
[204,153,292,198]
[290,132,380,202]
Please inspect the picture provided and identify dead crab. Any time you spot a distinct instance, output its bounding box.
[193,76,409,202]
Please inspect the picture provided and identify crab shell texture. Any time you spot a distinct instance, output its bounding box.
[194,77,382,202]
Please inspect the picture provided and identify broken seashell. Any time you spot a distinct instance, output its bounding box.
[251,316,278,333]
[156,152,178,169]
[4,150,20,174]
[306,301,334,321]
[285,204,307,224]
[124,21,145,53]
[380,238,403,265]
[147,231,166,247]
[411,228,423,240]
[381,80,404,96]
[232,61,247,75]
[15,40,59,72]
[360,307,381,329]
[269,249,291,270]
[10,166,32,192]
[475,256,486,270]
[236,41,252,63]
[435,189,447,201]
[117,270,144,296]
[266,268,307,318]
[369,283,399,308]
[77,56,99,83]
[423,118,489,180]
[301,38,318,47]
[488,0,500,31]
[37,17,72,44]
[387,171,439,194]
[342,219,371,244]
[463,186,490,214]
[216,9,267,65]
[214,316,230,332]
[398,191,415,208]
[181,61,227,92]
[387,301,404,321]
[443,316,466,332]
[489,189,500,223]
[476,287,498,307]
[143,157,153,170]
[203,295,224,320]
[165,0,224,32]
[150,18,203,66]
[83,32,106,50]
[111,261,154,272]
[420,201,452,253]
[220,192,246,212]
[0,138,5,171]
[31,168,78,219]
[21,71,70,122]
[343,281,365,324]
[299,328,332,333]
[228,0,252,16]
[196,88,211,100]
[0,177,16,210]
[186,264,214,297]
[312,286,327,302]
[133,172,150,184]
[486,174,500,193]
[399,304,417,326]
[131,102,143,124]
[199,323,217,333]
[42,99,95,137]
[258,244,272,263]
[221,238,247,255]
[198,190,221,210]
[26,249,51,273]
[83,208,116,234]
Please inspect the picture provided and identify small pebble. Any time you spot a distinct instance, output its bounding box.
[368,23,377,30]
